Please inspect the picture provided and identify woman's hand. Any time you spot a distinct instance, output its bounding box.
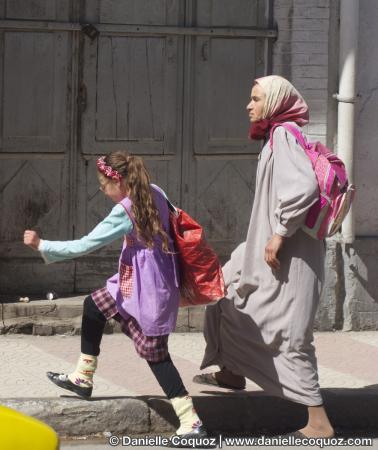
[265,234,285,270]
[24,230,41,251]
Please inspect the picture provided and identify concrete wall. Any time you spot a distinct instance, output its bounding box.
[271,0,378,331]
[339,0,378,330]
[340,0,378,330]
[333,1,378,330]
[355,0,378,237]
[272,0,337,144]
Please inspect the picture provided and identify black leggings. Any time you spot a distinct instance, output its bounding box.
[81,295,187,399]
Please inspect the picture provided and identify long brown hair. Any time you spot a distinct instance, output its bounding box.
[102,151,170,252]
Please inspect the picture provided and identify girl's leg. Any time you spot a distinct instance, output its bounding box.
[80,294,107,356]
[148,354,187,399]
[47,295,106,398]
[67,294,106,383]
[125,317,206,439]
[148,355,205,437]
[299,405,334,438]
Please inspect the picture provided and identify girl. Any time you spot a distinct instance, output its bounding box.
[24,151,207,441]
[194,76,335,439]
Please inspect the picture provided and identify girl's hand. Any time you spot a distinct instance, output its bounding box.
[24,230,41,251]
[265,234,285,270]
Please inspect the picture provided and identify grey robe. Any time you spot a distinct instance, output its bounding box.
[200,124,325,406]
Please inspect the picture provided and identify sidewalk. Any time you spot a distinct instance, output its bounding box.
[1,330,378,438]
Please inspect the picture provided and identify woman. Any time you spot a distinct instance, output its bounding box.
[194,75,334,438]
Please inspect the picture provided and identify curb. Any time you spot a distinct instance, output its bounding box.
[2,389,378,438]
[0,298,205,335]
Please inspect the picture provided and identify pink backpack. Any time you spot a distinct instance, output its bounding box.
[270,123,356,240]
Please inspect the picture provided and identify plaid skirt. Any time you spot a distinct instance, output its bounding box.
[92,287,169,363]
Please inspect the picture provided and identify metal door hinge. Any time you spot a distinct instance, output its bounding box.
[81,23,99,40]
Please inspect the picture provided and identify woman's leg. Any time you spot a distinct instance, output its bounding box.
[214,367,246,389]
[47,295,106,398]
[300,405,334,438]
[193,366,246,390]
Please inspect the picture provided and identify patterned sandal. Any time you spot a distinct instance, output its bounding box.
[46,372,92,399]
[192,373,245,390]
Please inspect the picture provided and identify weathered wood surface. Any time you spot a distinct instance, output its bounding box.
[0,0,270,293]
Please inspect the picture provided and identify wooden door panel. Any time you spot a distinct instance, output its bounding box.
[193,37,264,155]
[96,37,165,143]
[186,157,258,261]
[0,31,69,152]
[184,0,269,260]
[0,157,74,293]
[0,0,75,294]
[98,0,182,25]
[81,34,181,155]
[1,0,70,21]
[196,0,265,27]
[77,1,185,291]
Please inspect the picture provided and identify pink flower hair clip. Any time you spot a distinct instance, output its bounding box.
[96,156,123,181]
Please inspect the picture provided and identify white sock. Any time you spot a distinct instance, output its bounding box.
[170,395,203,435]
[67,353,97,388]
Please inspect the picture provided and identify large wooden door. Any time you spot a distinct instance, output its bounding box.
[75,1,186,291]
[76,0,274,291]
[182,0,271,261]
[0,0,275,295]
[0,0,78,294]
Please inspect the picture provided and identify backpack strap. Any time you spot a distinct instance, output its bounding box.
[270,122,309,150]
[270,123,348,187]
[150,183,177,214]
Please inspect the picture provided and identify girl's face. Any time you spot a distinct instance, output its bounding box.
[98,173,125,203]
[246,83,266,122]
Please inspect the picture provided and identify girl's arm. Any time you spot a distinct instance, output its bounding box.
[25,204,133,264]
[272,126,319,238]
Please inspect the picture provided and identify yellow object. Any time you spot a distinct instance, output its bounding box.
[0,405,59,450]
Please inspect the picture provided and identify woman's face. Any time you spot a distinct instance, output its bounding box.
[246,83,266,122]
[98,173,125,203]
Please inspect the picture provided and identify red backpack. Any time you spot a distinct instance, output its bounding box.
[151,184,226,306]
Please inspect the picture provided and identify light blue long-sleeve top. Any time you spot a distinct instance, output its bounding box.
[39,203,133,264]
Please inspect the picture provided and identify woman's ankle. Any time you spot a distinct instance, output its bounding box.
[219,367,243,378]
[216,368,246,388]
[304,405,334,438]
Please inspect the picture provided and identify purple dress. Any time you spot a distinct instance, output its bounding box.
[106,185,180,336]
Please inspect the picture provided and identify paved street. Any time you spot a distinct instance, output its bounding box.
[61,436,378,450]
[1,331,378,442]
[1,331,378,399]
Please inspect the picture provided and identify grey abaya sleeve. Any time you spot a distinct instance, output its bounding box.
[222,241,246,287]
[272,127,319,237]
